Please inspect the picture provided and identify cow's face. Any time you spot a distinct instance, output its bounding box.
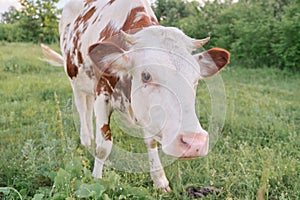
[89,26,230,159]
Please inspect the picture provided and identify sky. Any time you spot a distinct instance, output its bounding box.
[0,0,69,14]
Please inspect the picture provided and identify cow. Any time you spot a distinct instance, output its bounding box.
[42,0,230,191]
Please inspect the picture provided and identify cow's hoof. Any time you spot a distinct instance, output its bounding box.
[80,140,91,148]
[92,169,103,179]
[162,186,172,192]
[80,135,92,148]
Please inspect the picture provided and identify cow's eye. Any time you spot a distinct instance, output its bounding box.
[141,71,152,83]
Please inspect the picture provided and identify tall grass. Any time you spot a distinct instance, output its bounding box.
[0,42,299,199]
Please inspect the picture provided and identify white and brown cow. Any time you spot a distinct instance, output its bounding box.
[43,0,230,191]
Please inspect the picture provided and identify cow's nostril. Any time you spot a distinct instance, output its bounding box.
[180,137,188,145]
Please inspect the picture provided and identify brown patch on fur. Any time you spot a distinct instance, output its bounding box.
[85,69,94,78]
[72,6,95,33]
[92,16,98,24]
[66,52,78,78]
[150,140,157,149]
[82,6,96,23]
[85,0,96,3]
[77,51,83,64]
[99,25,116,41]
[101,124,112,141]
[62,23,71,53]
[66,6,97,75]
[96,146,107,159]
[122,7,157,31]
[95,75,119,95]
[151,17,159,25]
[113,74,132,101]
[108,0,116,5]
[72,31,80,62]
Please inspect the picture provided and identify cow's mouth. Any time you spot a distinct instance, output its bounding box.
[178,156,198,161]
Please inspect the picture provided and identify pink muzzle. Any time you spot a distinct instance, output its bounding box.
[178,132,209,159]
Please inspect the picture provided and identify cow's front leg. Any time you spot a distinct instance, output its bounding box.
[92,93,113,178]
[144,138,171,192]
[73,87,94,147]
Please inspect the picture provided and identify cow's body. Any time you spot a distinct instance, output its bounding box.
[49,0,230,190]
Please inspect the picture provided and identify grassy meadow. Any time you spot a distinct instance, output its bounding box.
[0,42,299,199]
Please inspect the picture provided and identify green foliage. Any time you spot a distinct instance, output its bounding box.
[152,0,300,70]
[0,23,21,42]
[154,0,199,27]
[272,1,300,70]
[0,0,60,43]
[1,0,299,70]
[0,6,20,24]
[0,43,299,199]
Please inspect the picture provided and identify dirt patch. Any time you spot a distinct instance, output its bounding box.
[181,186,222,198]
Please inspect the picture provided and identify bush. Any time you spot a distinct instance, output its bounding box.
[272,1,300,70]
[153,0,300,71]
[0,24,22,42]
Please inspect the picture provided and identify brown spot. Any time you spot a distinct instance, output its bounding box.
[95,75,119,96]
[99,24,116,41]
[72,31,84,67]
[73,16,82,31]
[66,52,78,78]
[96,146,107,159]
[72,6,95,33]
[101,124,112,141]
[78,51,83,64]
[113,74,132,101]
[62,23,71,54]
[108,0,116,5]
[67,7,97,75]
[82,22,88,34]
[85,69,94,78]
[151,17,159,25]
[85,0,96,4]
[92,16,98,24]
[72,31,80,56]
[122,7,157,32]
[82,6,96,23]
[150,140,157,149]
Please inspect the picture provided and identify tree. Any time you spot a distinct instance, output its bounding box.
[0,0,60,43]
[36,0,60,43]
[1,6,20,24]
[272,0,300,70]
[153,0,200,27]
[153,0,300,71]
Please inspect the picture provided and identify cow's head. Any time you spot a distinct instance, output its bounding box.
[89,26,230,159]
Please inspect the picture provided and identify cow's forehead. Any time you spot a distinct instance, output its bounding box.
[128,27,200,83]
[132,26,194,52]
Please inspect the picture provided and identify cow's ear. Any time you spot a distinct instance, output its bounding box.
[194,48,230,79]
[88,41,131,75]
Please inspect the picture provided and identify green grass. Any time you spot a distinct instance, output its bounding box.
[0,42,299,199]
